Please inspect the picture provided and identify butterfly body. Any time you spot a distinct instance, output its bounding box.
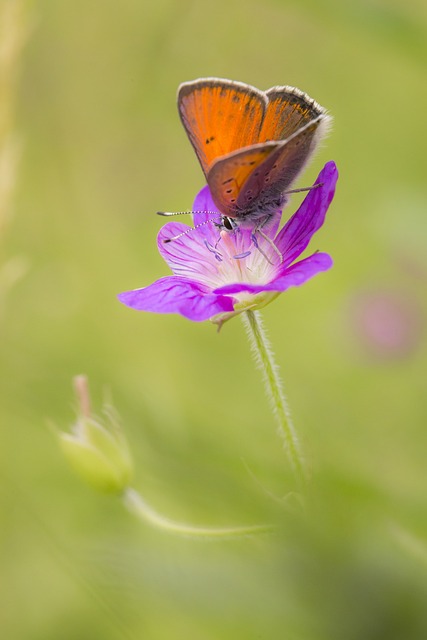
[178,78,331,228]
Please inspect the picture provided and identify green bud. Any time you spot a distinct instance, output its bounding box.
[58,376,133,494]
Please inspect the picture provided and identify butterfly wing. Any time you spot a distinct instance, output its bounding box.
[178,78,332,223]
[260,86,328,142]
[208,117,328,221]
[206,141,281,218]
[178,78,267,176]
[240,116,330,204]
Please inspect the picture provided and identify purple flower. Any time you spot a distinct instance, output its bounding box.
[118,161,338,325]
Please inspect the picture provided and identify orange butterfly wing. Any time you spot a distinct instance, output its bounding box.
[206,142,281,217]
[208,119,325,219]
[236,118,326,210]
[259,87,326,142]
[178,78,267,175]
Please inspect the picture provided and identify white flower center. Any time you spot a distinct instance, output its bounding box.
[198,229,281,290]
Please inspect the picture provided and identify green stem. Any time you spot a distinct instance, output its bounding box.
[242,310,307,488]
[123,487,274,539]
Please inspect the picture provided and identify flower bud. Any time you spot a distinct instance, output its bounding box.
[58,376,133,494]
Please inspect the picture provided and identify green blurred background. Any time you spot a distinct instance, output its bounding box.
[1,0,427,638]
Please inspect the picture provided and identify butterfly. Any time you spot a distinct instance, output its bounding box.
[176,77,331,230]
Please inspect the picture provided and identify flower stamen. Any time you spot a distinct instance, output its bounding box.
[233,251,252,260]
[204,239,223,262]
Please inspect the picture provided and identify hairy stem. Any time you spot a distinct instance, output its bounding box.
[242,310,307,488]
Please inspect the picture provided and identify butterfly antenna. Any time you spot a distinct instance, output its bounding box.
[157,210,220,217]
[162,218,217,243]
[284,182,323,196]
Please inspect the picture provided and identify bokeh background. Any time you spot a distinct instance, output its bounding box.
[1,0,427,638]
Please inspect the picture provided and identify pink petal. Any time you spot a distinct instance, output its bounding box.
[275,161,338,267]
[118,276,234,321]
[157,222,223,281]
[214,252,333,294]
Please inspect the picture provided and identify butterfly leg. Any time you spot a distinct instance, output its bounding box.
[284,182,323,196]
[251,219,283,264]
[250,229,280,265]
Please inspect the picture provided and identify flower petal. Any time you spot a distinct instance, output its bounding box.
[213,252,333,294]
[157,222,223,283]
[118,276,235,321]
[268,252,333,290]
[275,161,338,266]
[192,185,222,235]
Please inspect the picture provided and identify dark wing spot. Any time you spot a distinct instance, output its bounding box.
[232,94,240,103]
[222,178,233,185]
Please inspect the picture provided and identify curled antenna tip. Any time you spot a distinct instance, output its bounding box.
[157,210,221,217]
[157,210,194,217]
